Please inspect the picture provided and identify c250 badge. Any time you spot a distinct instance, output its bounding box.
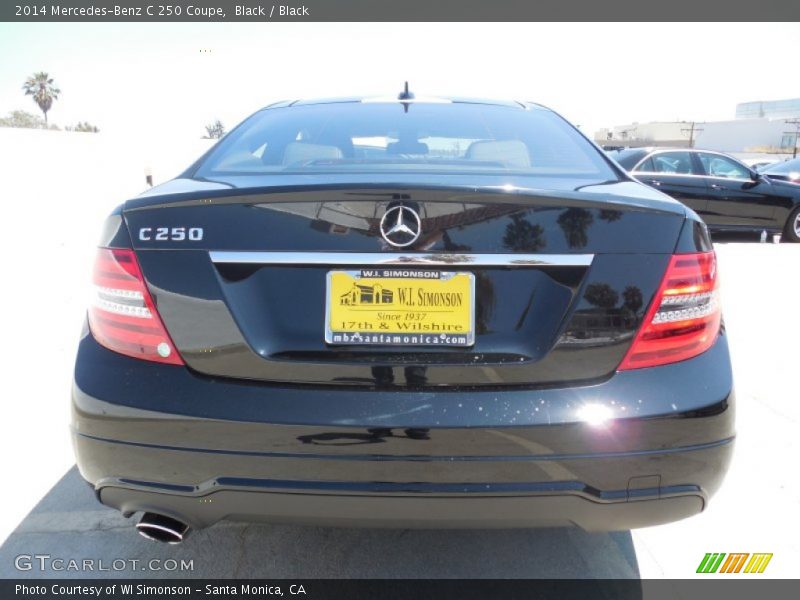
[138,227,203,242]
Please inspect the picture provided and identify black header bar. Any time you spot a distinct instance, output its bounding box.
[2,0,797,22]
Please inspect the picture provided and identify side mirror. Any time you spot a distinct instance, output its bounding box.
[742,170,764,187]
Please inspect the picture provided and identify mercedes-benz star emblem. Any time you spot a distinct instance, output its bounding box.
[379,205,422,248]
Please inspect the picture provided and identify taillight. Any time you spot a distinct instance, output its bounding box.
[88,248,184,365]
[618,251,720,370]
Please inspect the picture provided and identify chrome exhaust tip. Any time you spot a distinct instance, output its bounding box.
[136,513,189,544]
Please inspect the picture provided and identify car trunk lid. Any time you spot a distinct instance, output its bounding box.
[124,183,682,387]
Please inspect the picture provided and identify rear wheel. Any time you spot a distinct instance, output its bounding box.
[785,207,800,243]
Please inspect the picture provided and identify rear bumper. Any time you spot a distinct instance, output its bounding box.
[98,485,708,532]
[71,331,735,531]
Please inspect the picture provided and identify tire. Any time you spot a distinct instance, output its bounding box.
[785,207,800,243]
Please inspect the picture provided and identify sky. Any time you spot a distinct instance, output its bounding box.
[1,22,799,140]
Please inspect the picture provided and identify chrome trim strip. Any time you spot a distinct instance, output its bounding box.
[209,251,594,267]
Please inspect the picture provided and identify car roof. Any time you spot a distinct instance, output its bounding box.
[762,157,800,171]
[615,147,749,155]
[263,96,545,111]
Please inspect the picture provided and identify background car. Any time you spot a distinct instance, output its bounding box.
[607,147,800,242]
[740,157,782,171]
[759,157,800,184]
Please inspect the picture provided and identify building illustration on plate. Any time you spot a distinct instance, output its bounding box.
[340,282,394,305]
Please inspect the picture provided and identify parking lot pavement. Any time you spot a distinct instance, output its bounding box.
[0,240,797,579]
[0,467,639,579]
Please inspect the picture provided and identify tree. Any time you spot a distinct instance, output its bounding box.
[584,283,619,309]
[622,286,643,314]
[557,207,594,249]
[503,213,546,252]
[204,119,226,139]
[599,209,623,223]
[22,72,60,126]
[66,121,100,133]
[0,110,46,129]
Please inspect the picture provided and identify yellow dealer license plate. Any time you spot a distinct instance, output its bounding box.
[326,269,475,347]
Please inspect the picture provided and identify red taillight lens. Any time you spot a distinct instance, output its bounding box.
[88,248,184,365]
[618,252,721,370]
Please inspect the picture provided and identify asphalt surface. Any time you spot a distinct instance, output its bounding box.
[0,466,639,579]
[0,238,797,579]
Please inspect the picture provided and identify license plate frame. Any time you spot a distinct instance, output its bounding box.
[325,269,475,347]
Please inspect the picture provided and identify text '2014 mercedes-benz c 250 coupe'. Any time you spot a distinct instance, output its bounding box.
[71,90,734,543]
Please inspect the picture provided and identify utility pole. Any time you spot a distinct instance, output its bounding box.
[681,121,704,148]
[784,119,800,158]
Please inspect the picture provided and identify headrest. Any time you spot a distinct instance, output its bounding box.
[386,141,429,155]
[282,142,343,165]
[466,140,531,168]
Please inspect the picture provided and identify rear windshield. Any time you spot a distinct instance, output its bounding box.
[606,149,648,170]
[762,158,800,174]
[195,102,618,180]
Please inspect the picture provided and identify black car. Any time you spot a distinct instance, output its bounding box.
[608,147,800,242]
[72,94,734,542]
[760,157,800,185]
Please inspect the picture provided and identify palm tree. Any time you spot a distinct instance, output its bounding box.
[22,72,60,127]
[203,119,226,139]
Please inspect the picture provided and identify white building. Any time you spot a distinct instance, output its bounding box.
[595,97,800,154]
[594,122,694,148]
[735,98,800,120]
[693,119,793,153]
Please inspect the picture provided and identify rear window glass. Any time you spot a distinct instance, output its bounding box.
[762,158,800,174]
[606,149,647,170]
[196,102,617,180]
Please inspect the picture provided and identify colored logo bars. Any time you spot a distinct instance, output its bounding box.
[696,553,773,574]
